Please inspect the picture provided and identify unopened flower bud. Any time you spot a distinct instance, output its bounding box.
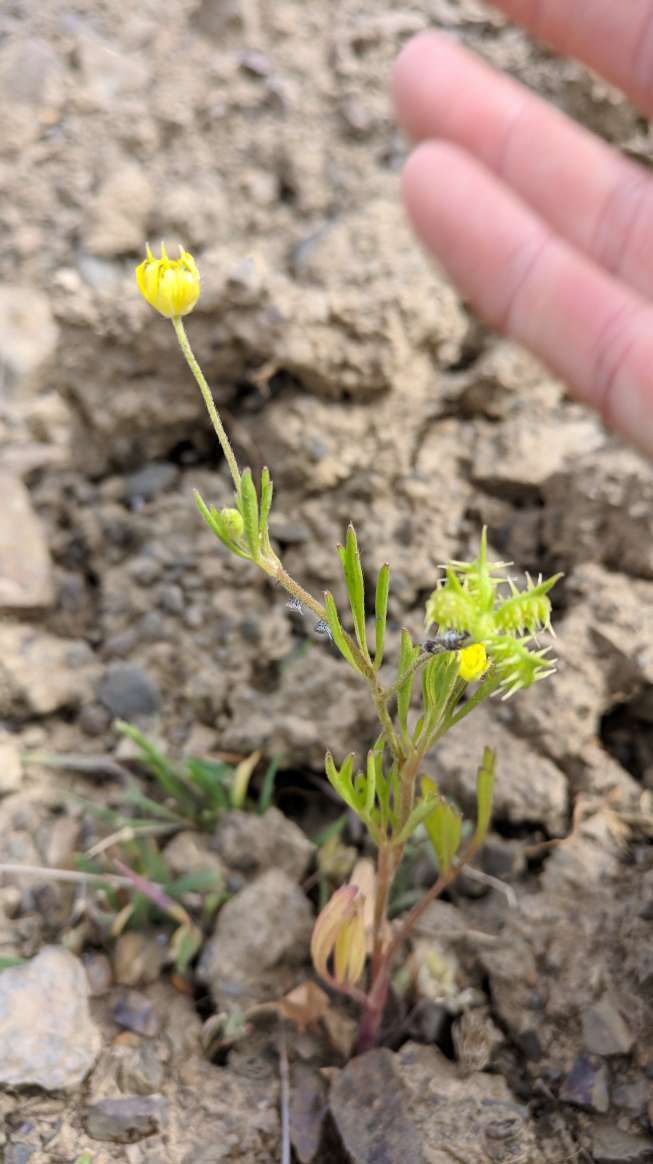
[220,507,244,540]
[311,884,366,989]
[135,242,200,318]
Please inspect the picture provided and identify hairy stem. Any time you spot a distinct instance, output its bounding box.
[172,316,241,493]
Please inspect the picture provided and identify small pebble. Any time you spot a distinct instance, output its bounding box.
[113,990,161,1038]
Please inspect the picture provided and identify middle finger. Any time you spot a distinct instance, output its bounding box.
[393,32,653,301]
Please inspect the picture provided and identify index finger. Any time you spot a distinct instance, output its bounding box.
[490,0,653,118]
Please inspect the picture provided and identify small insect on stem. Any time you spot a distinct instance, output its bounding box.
[314,619,334,642]
[423,629,471,654]
[286,597,304,615]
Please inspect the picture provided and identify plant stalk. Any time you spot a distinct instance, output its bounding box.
[172,316,241,493]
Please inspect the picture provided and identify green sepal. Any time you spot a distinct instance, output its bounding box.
[474,746,495,843]
[396,629,420,736]
[193,490,251,559]
[337,524,369,658]
[424,796,463,873]
[237,468,260,560]
[374,563,390,670]
[324,591,359,670]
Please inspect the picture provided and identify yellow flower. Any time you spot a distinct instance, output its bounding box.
[310,884,366,989]
[458,643,488,683]
[135,242,200,318]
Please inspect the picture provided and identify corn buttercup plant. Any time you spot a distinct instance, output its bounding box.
[135,244,560,1050]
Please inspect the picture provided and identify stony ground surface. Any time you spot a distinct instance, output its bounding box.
[1,0,653,1161]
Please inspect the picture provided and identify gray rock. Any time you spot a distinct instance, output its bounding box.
[113,931,164,986]
[213,807,315,883]
[330,1049,424,1164]
[560,1055,610,1113]
[113,989,161,1038]
[0,623,96,717]
[0,285,59,389]
[612,1078,652,1116]
[118,1042,165,1095]
[0,474,54,612]
[97,663,160,719]
[582,994,635,1057]
[126,462,179,504]
[426,703,569,835]
[83,164,154,257]
[82,951,113,997]
[198,868,313,1008]
[83,1095,164,1143]
[0,946,101,1090]
[0,732,23,794]
[4,1145,34,1164]
[591,1120,653,1163]
[330,1043,546,1164]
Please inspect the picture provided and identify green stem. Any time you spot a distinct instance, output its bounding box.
[172,316,241,493]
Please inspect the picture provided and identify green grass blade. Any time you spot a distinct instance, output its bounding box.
[257,755,280,814]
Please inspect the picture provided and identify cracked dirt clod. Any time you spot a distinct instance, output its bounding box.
[198,868,314,1009]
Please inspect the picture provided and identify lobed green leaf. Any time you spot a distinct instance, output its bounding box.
[323,591,358,670]
[474,746,495,843]
[337,524,369,658]
[237,469,260,560]
[374,563,390,670]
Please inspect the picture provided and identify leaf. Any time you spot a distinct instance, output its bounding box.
[323,591,358,669]
[391,786,437,842]
[170,923,203,973]
[257,754,280,814]
[237,468,260,559]
[230,750,261,809]
[374,563,390,670]
[337,524,368,657]
[277,980,330,1030]
[364,750,377,819]
[421,652,460,716]
[474,746,495,843]
[185,759,232,811]
[397,629,420,735]
[0,955,25,971]
[259,466,273,534]
[168,868,224,895]
[424,797,463,873]
[115,722,199,817]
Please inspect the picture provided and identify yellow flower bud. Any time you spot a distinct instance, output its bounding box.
[458,643,488,683]
[135,242,200,318]
[220,507,245,540]
[310,885,366,989]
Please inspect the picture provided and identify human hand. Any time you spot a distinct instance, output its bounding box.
[393,3,653,459]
